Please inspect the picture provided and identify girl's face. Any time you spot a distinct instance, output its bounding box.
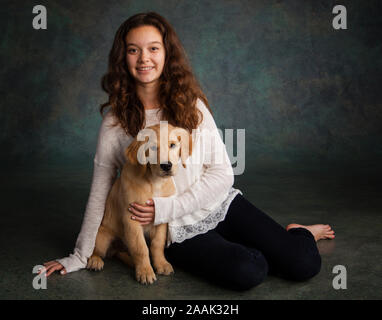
[125,25,166,87]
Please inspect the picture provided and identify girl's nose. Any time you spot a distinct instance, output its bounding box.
[139,50,149,63]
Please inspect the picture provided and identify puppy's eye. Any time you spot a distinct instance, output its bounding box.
[170,143,176,149]
[150,145,157,151]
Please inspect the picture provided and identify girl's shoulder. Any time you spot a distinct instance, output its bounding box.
[196,98,209,114]
[99,109,126,141]
[195,98,215,130]
[101,108,117,125]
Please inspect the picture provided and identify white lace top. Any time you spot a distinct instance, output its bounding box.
[57,99,241,273]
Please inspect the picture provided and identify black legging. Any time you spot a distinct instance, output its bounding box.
[164,194,321,291]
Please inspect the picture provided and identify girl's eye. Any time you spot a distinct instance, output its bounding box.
[150,145,157,151]
[127,48,138,54]
[151,47,159,51]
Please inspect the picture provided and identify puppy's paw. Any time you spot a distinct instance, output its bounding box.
[87,255,104,271]
[155,261,174,276]
[135,264,157,285]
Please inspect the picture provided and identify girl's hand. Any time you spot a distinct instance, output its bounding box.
[129,199,155,225]
[40,261,67,277]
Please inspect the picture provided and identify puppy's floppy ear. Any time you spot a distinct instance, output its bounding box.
[125,139,142,165]
[173,128,193,168]
[125,137,149,175]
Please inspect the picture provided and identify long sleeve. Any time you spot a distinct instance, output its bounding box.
[56,163,117,272]
[153,101,234,225]
[56,111,119,273]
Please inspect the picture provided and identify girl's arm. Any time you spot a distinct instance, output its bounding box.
[152,100,234,225]
[56,163,117,273]
[55,112,119,273]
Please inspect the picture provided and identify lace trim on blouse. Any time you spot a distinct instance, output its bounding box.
[168,187,242,245]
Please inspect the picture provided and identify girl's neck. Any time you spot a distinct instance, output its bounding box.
[136,81,160,110]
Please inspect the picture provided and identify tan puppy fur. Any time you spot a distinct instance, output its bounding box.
[87,123,192,284]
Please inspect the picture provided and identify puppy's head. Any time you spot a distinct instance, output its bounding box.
[124,123,193,178]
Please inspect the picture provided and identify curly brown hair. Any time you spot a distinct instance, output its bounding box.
[100,12,211,137]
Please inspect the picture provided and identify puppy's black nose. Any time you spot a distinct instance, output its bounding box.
[160,162,172,172]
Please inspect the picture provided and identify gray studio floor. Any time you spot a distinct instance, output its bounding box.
[0,162,381,300]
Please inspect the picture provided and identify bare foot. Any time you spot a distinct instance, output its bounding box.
[286,223,335,242]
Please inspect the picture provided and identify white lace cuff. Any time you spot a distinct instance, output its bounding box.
[167,187,242,245]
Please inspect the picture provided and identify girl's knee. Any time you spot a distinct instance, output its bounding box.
[229,248,268,291]
[286,253,321,281]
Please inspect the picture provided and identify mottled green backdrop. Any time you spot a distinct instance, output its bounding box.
[1,0,381,174]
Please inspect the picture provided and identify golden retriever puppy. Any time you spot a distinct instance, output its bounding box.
[87,123,192,284]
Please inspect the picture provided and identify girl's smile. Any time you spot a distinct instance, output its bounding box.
[136,66,155,74]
